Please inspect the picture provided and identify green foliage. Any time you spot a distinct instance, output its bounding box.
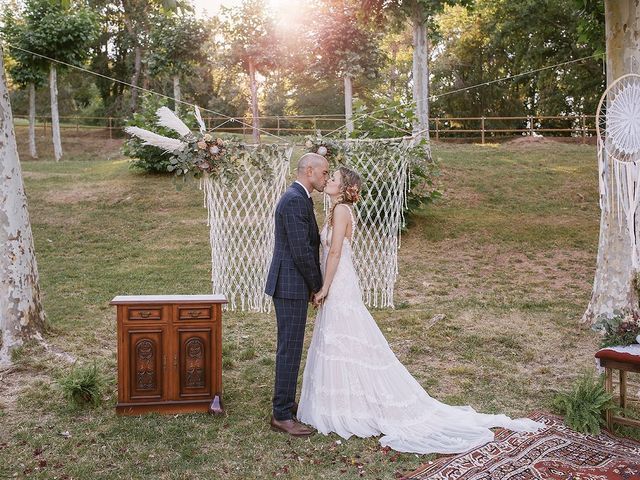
[431,0,604,121]
[1,8,47,89]
[168,137,279,186]
[553,372,615,435]
[310,4,385,81]
[147,12,208,78]
[20,0,98,67]
[574,0,605,56]
[220,0,281,74]
[123,94,200,173]
[57,362,106,407]
[592,310,640,348]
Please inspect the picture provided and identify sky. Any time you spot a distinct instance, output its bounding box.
[192,0,301,18]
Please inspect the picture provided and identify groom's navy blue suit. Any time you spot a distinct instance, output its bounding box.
[265,181,322,421]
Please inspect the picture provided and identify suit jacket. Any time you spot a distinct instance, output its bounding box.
[265,182,322,300]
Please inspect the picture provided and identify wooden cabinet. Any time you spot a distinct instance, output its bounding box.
[111,295,227,415]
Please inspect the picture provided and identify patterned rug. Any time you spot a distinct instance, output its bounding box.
[403,412,640,479]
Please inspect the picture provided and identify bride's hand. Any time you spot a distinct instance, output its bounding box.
[314,287,329,306]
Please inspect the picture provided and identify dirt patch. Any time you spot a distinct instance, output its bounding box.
[48,182,131,205]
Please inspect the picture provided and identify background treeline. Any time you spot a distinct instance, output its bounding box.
[1,0,605,124]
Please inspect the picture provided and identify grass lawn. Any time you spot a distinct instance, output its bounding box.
[0,134,603,479]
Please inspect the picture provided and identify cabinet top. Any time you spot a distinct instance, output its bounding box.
[110,294,228,305]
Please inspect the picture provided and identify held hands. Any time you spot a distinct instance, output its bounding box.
[312,287,329,308]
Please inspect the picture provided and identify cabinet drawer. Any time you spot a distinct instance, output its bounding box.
[177,305,214,321]
[127,307,163,321]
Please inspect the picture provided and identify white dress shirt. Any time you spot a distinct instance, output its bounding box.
[295,180,312,198]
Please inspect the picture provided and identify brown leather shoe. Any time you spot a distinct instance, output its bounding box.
[270,416,315,437]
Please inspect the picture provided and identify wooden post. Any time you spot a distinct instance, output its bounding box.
[313,117,318,135]
[481,117,485,144]
[528,115,534,136]
[620,370,627,414]
[605,367,613,430]
[435,118,439,141]
[43,118,47,135]
[277,116,280,136]
[76,116,79,133]
[582,114,587,144]
[108,117,113,139]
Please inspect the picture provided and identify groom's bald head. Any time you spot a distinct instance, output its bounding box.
[297,153,326,173]
[296,153,329,193]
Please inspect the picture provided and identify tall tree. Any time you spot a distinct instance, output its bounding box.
[1,9,47,159]
[363,0,468,141]
[310,1,385,135]
[0,44,46,366]
[221,0,280,143]
[584,0,640,323]
[18,0,97,161]
[147,11,208,114]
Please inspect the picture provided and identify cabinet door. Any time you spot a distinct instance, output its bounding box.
[123,326,168,402]
[173,326,215,400]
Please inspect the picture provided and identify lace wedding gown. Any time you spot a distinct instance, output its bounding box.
[297,204,543,454]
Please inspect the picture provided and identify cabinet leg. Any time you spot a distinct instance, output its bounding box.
[620,370,627,415]
[209,394,224,415]
[605,367,613,431]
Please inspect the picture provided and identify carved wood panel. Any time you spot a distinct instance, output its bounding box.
[126,327,165,400]
[176,327,213,399]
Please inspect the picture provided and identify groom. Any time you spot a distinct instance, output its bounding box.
[265,152,329,437]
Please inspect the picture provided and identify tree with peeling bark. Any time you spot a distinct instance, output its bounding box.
[1,10,47,160]
[309,1,385,136]
[16,0,97,162]
[221,0,280,143]
[0,44,46,366]
[583,0,640,323]
[147,12,208,115]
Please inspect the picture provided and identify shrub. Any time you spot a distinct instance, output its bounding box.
[553,372,616,435]
[122,94,198,173]
[57,362,105,407]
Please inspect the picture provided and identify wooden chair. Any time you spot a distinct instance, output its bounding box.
[595,348,640,431]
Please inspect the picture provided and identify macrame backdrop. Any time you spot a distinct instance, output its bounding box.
[324,139,414,308]
[203,145,292,312]
[203,139,413,312]
[597,73,640,268]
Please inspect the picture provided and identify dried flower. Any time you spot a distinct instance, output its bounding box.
[305,139,313,148]
[197,141,207,150]
[317,146,328,156]
[203,133,213,142]
[210,146,220,155]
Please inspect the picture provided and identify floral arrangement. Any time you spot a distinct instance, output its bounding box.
[125,106,274,183]
[592,310,640,348]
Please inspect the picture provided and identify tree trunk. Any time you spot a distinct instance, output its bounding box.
[583,0,640,323]
[248,60,260,143]
[412,12,430,141]
[28,82,37,159]
[173,74,181,115]
[49,64,62,162]
[0,47,46,366]
[131,45,142,113]
[344,75,354,135]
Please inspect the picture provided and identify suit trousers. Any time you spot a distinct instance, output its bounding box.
[272,297,309,421]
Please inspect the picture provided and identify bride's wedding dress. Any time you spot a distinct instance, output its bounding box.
[297,204,543,454]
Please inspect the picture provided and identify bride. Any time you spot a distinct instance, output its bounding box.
[297,166,543,455]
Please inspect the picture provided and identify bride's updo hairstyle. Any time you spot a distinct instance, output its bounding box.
[328,166,362,226]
